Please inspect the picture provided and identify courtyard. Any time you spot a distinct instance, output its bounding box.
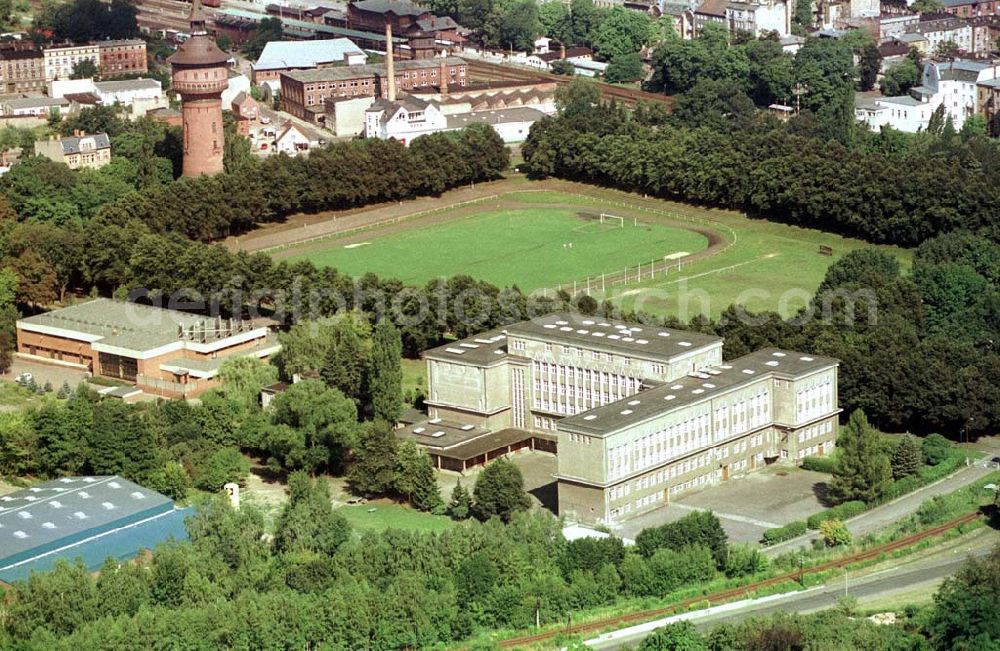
[614,466,831,544]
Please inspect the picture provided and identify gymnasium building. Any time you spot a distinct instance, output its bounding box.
[15,299,280,399]
[400,312,840,525]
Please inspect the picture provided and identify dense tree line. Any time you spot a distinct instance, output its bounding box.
[525,82,1000,247]
[0,498,761,649]
[33,0,139,43]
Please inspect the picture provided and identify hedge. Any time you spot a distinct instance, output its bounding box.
[801,456,837,474]
[806,500,867,530]
[761,521,808,545]
[877,449,967,504]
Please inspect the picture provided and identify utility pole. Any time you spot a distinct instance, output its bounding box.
[792,83,808,116]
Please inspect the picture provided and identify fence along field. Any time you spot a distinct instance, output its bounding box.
[281,207,709,292]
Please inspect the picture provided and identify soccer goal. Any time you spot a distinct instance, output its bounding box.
[600,213,624,228]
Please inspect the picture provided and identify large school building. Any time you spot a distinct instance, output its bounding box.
[400,312,840,525]
[15,299,280,399]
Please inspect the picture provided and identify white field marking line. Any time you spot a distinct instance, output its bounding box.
[660,253,779,285]
[343,242,371,249]
[664,251,689,260]
[260,194,499,253]
[669,502,781,529]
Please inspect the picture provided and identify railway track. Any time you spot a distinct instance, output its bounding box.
[465,59,672,108]
[494,510,983,649]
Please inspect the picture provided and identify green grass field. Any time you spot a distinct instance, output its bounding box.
[278,186,912,319]
[335,501,455,533]
[285,208,709,291]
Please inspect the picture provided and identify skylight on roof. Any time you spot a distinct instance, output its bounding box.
[742,369,755,375]
[429,418,441,424]
[459,343,479,348]
[583,414,597,421]
[592,332,605,337]
[692,389,705,394]
[50,501,63,508]
[108,481,121,489]
[73,512,87,519]
[703,383,716,389]
[42,522,55,529]
[628,399,640,406]
[598,322,610,327]
[431,431,445,438]
[607,334,621,340]
[102,502,115,510]
[78,491,90,498]
[664,395,676,401]
[629,327,642,333]
[413,427,425,434]
[678,341,692,347]
[556,320,568,326]
[622,337,635,343]
[461,424,474,431]
[671,384,683,390]
[559,326,573,332]
[765,361,780,367]
[131,492,145,499]
[636,339,648,344]
[13,531,27,539]
[17,511,31,519]
[544,324,557,329]
[582,320,595,325]
[772,352,786,357]
[576,329,588,335]
[444,347,466,354]
[620,409,633,415]
[658,332,670,337]
[800,356,814,362]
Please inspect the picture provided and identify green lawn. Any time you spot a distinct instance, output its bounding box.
[285,208,709,291]
[401,358,425,397]
[595,212,912,319]
[335,501,455,533]
[0,382,52,411]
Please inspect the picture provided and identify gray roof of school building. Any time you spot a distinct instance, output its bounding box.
[17,298,257,352]
[0,476,174,571]
[254,38,365,71]
[506,313,722,363]
[423,327,510,366]
[558,348,839,436]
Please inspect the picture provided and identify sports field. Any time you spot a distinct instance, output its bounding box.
[272,185,912,319]
[285,208,709,291]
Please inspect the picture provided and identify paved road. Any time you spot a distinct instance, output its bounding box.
[586,531,999,650]
[764,460,995,557]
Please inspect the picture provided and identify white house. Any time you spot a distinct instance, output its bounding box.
[855,59,997,132]
[364,96,448,144]
[444,106,546,143]
[274,122,320,155]
[725,0,790,37]
[903,17,972,55]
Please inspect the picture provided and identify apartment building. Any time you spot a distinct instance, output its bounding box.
[400,312,839,524]
[44,43,100,81]
[96,39,148,78]
[0,47,44,93]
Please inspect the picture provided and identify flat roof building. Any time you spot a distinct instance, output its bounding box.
[0,476,189,583]
[16,298,280,399]
[411,312,839,525]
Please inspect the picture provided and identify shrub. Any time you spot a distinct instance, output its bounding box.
[819,519,852,547]
[762,521,807,545]
[922,433,952,465]
[801,456,837,474]
[806,500,867,529]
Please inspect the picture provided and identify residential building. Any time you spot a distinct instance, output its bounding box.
[231,90,259,136]
[525,46,594,70]
[15,298,280,399]
[978,76,1000,133]
[251,38,367,86]
[365,95,447,141]
[692,0,728,35]
[903,16,973,54]
[402,313,839,524]
[280,56,466,122]
[856,58,998,131]
[878,14,920,40]
[942,0,1000,18]
[96,39,147,78]
[94,78,163,106]
[34,132,112,170]
[2,96,70,117]
[345,0,466,55]
[725,0,791,37]
[0,46,44,93]
[0,476,189,583]
[43,43,100,81]
[273,121,322,154]
[444,106,547,142]
[968,15,1000,53]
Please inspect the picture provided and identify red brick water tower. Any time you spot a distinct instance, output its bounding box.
[168,0,229,177]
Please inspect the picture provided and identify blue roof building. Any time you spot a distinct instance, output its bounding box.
[0,476,189,583]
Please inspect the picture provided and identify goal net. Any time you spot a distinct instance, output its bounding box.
[599,213,624,228]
